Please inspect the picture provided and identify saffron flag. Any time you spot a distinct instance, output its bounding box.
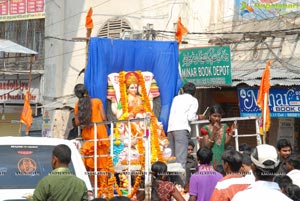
[257,61,272,133]
[20,91,33,135]
[175,17,188,44]
[85,7,94,32]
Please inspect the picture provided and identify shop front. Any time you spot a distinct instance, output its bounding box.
[0,75,42,136]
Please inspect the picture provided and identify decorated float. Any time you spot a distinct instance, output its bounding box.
[80,37,184,199]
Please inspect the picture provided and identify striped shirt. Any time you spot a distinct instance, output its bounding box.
[210,173,251,201]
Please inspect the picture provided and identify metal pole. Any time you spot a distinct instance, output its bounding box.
[127,121,132,195]
[93,123,98,198]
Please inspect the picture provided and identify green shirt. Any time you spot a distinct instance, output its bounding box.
[32,167,88,201]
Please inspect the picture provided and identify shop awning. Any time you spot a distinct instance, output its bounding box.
[231,59,300,86]
[0,39,38,55]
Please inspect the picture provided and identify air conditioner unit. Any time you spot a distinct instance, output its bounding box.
[131,32,143,40]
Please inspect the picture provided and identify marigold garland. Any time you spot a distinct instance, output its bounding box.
[137,71,163,162]
[109,70,164,198]
[106,156,123,198]
[119,71,128,114]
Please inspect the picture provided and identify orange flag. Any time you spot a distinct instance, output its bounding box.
[85,7,94,31]
[20,91,33,135]
[175,17,188,44]
[257,61,272,133]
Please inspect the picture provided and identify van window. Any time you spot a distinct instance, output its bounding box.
[0,145,75,189]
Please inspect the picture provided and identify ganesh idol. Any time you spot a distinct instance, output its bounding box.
[107,71,172,166]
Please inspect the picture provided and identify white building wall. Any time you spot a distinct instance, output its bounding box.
[43,0,236,137]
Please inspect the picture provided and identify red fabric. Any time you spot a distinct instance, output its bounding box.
[257,61,272,132]
[200,127,208,136]
[85,7,94,29]
[226,126,231,134]
[20,91,32,135]
[156,180,176,201]
[175,17,188,43]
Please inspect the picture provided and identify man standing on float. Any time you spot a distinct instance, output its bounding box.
[167,82,205,180]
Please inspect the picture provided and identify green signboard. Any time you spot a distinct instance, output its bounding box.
[179,46,232,86]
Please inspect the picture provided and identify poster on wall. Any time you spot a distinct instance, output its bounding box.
[179,46,232,86]
[0,0,45,22]
[42,110,51,137]
[277,118,294,149]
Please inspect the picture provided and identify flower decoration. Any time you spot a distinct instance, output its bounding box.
[109,70,164,198]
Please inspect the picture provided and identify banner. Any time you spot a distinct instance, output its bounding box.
[0,75,40,104]
[0,0,45,22]
[238,87,300,118]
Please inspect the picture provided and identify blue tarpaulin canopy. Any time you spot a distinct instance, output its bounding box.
[84,37,182,131]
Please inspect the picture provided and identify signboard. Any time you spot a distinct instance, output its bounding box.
[179,46,232,86]
[0,0,45,22]
[238,87,300,118]
[0,75,41,104]
[277,118,294,149]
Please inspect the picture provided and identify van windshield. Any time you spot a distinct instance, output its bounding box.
[0,145,75,189]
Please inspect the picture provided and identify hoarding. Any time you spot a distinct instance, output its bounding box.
[0,0,45,22]
[238,87,300,118]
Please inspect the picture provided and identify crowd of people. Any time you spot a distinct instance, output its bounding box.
[48,81,300,201]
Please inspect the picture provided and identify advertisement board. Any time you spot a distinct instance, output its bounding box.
[238,87,300,118]
[0,0,45,22]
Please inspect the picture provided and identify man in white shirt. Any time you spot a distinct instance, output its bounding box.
[167,82,204,171]
[232,144,292,201]
[286,153,300,188]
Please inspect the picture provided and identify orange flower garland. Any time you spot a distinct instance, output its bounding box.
[119,71,128,115]
[117,71,146,198]
[137,71,163,162]
[106,156,123,198]
[109,70,163,198]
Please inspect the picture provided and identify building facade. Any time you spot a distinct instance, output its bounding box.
[1,0,299,150]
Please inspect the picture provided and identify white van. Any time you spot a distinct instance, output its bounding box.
[0,136,92,200]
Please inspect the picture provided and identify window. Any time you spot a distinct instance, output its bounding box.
[0,145,75,189]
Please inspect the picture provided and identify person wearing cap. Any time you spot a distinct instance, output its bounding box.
[232,144,293,201]
[210,150,251,201]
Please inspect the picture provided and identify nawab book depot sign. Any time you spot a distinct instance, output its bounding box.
[179,46,232,86]
[238,87,300,118]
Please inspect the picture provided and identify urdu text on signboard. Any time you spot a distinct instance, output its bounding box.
[179,46,232,86]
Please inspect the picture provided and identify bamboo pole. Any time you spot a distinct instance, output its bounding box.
[262,93,268,144]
